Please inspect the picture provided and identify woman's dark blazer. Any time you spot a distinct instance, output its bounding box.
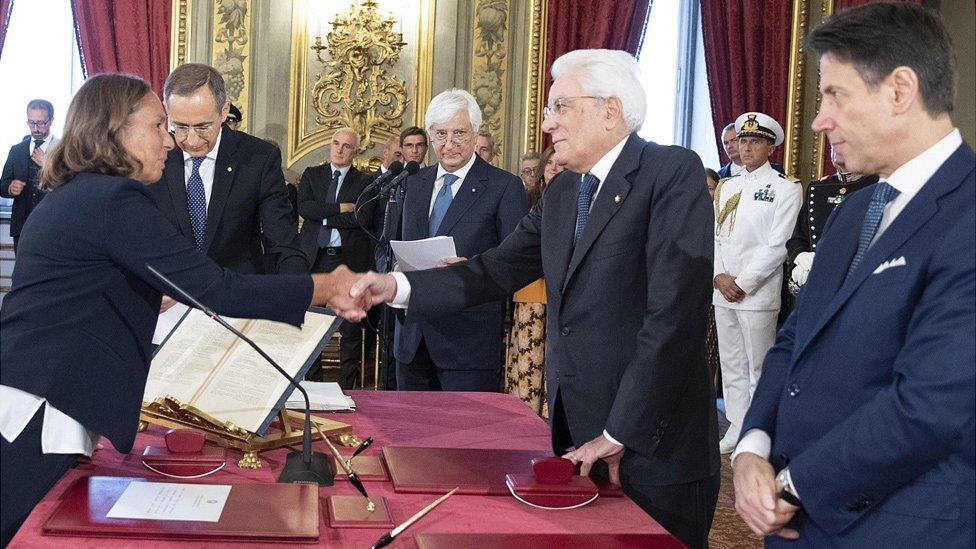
[0,173,312,453]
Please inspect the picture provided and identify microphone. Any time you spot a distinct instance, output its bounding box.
[364,161,404,191]
[145,264,334,486]
[377,161,420,196]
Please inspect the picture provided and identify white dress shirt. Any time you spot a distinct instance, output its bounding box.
[181,128,223,208]
[0,385,95,455]
[32,133,57,154]
[427,153,477,215]
[391,136,630,447]
[732,127,965,497]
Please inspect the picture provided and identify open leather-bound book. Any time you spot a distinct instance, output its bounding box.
[143,307,340,435]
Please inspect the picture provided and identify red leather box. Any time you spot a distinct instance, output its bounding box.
[43,476,319,542]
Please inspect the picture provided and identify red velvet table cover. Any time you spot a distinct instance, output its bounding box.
[9,391,678,548]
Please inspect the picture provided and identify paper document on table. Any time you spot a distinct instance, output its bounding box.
[153,303,190,345]
[105,482,231,522]
[390,236,457,271]
[285,381,356,411]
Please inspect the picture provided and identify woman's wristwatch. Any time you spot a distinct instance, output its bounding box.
[776,468,802,507]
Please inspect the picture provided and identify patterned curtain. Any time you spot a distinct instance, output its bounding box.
[701,0,793,166]
[71,0,170,98]
[0,0,13,60]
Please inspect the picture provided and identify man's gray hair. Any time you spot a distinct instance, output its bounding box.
[722,122,736,134]
[163,63,228,113]
[424,88,482,134]
[333,126,361,147]
[550,49,646,131]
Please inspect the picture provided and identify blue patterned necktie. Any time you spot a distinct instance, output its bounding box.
[428,173,459,237]
[318,169,342,247]
[574,173,600,245]
[845,181,899,281]
[186,156,207,250]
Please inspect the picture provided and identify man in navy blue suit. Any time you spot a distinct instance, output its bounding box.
[392,89,527,391]
[732,4,975,546]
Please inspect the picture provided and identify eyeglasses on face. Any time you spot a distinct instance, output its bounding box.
[519,167,537,177]
[543,96,603,118]
[27,119,51,128]
[171,122,217,136]
[431,129,472,145]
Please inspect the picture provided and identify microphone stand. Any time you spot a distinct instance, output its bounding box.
[377,175,406,391]
[145,264,333,486]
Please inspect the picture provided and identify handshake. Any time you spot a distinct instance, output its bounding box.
[312,266,398,322]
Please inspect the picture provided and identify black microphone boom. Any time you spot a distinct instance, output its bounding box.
[377,161,420,196]
[364,161,404,191]
[145,264,334,486]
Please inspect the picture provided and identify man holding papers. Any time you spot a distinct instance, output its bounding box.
[392,88,526,391]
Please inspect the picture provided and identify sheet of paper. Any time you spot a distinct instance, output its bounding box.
[105,482,231,523]
[390,236,457,271]
[285,381,355,411]
[153,303,190,345]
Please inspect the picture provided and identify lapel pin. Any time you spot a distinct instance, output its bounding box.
[471,188,477,193]
[614,194,621,204]
[227,167,233,172]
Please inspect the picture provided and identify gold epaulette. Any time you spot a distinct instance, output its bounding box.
[713,177,734,211]
[778,172,800,184]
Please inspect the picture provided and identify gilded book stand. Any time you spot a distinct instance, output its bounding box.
[140,396,359,469]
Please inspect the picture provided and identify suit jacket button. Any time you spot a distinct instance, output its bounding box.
[560,326,570,336]
[788,384,800,397]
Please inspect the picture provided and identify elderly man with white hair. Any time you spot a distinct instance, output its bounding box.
[349,49,720,548]
[391,88,527,391]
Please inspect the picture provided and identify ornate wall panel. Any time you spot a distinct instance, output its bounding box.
[211,0,252,132]
[469,0,510,157]
[287,0,434,169]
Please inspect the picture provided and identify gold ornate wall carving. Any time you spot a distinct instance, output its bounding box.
[522,0,547,155]
[287,0,434,168]
[169,0,192,69]
[309,1,408,155]
[470,0,511,157]
[211,0,251,132]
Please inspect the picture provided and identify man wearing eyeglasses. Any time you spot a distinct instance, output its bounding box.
[349,50,718,548]
[391,88,527,392]
[150,64,306,285]
[1,99,59,253]
[518,151,541,188]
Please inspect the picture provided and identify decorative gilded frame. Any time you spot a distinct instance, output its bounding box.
[783,0,809,178]
[169,0,192,69]
[522,0,547,155]
[811,0,836,180]
[286,0,435,168]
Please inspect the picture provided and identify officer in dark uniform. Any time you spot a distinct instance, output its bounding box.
[787,148,878,293]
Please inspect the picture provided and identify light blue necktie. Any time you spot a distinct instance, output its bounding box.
[845,181,899,281]
[186,156,207,250]
[428,173,459,237]
[574,173,600,245]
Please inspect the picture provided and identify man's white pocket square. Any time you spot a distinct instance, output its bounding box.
[873,256,907,274]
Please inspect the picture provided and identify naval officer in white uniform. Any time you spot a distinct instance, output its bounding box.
[713,112,801,453]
